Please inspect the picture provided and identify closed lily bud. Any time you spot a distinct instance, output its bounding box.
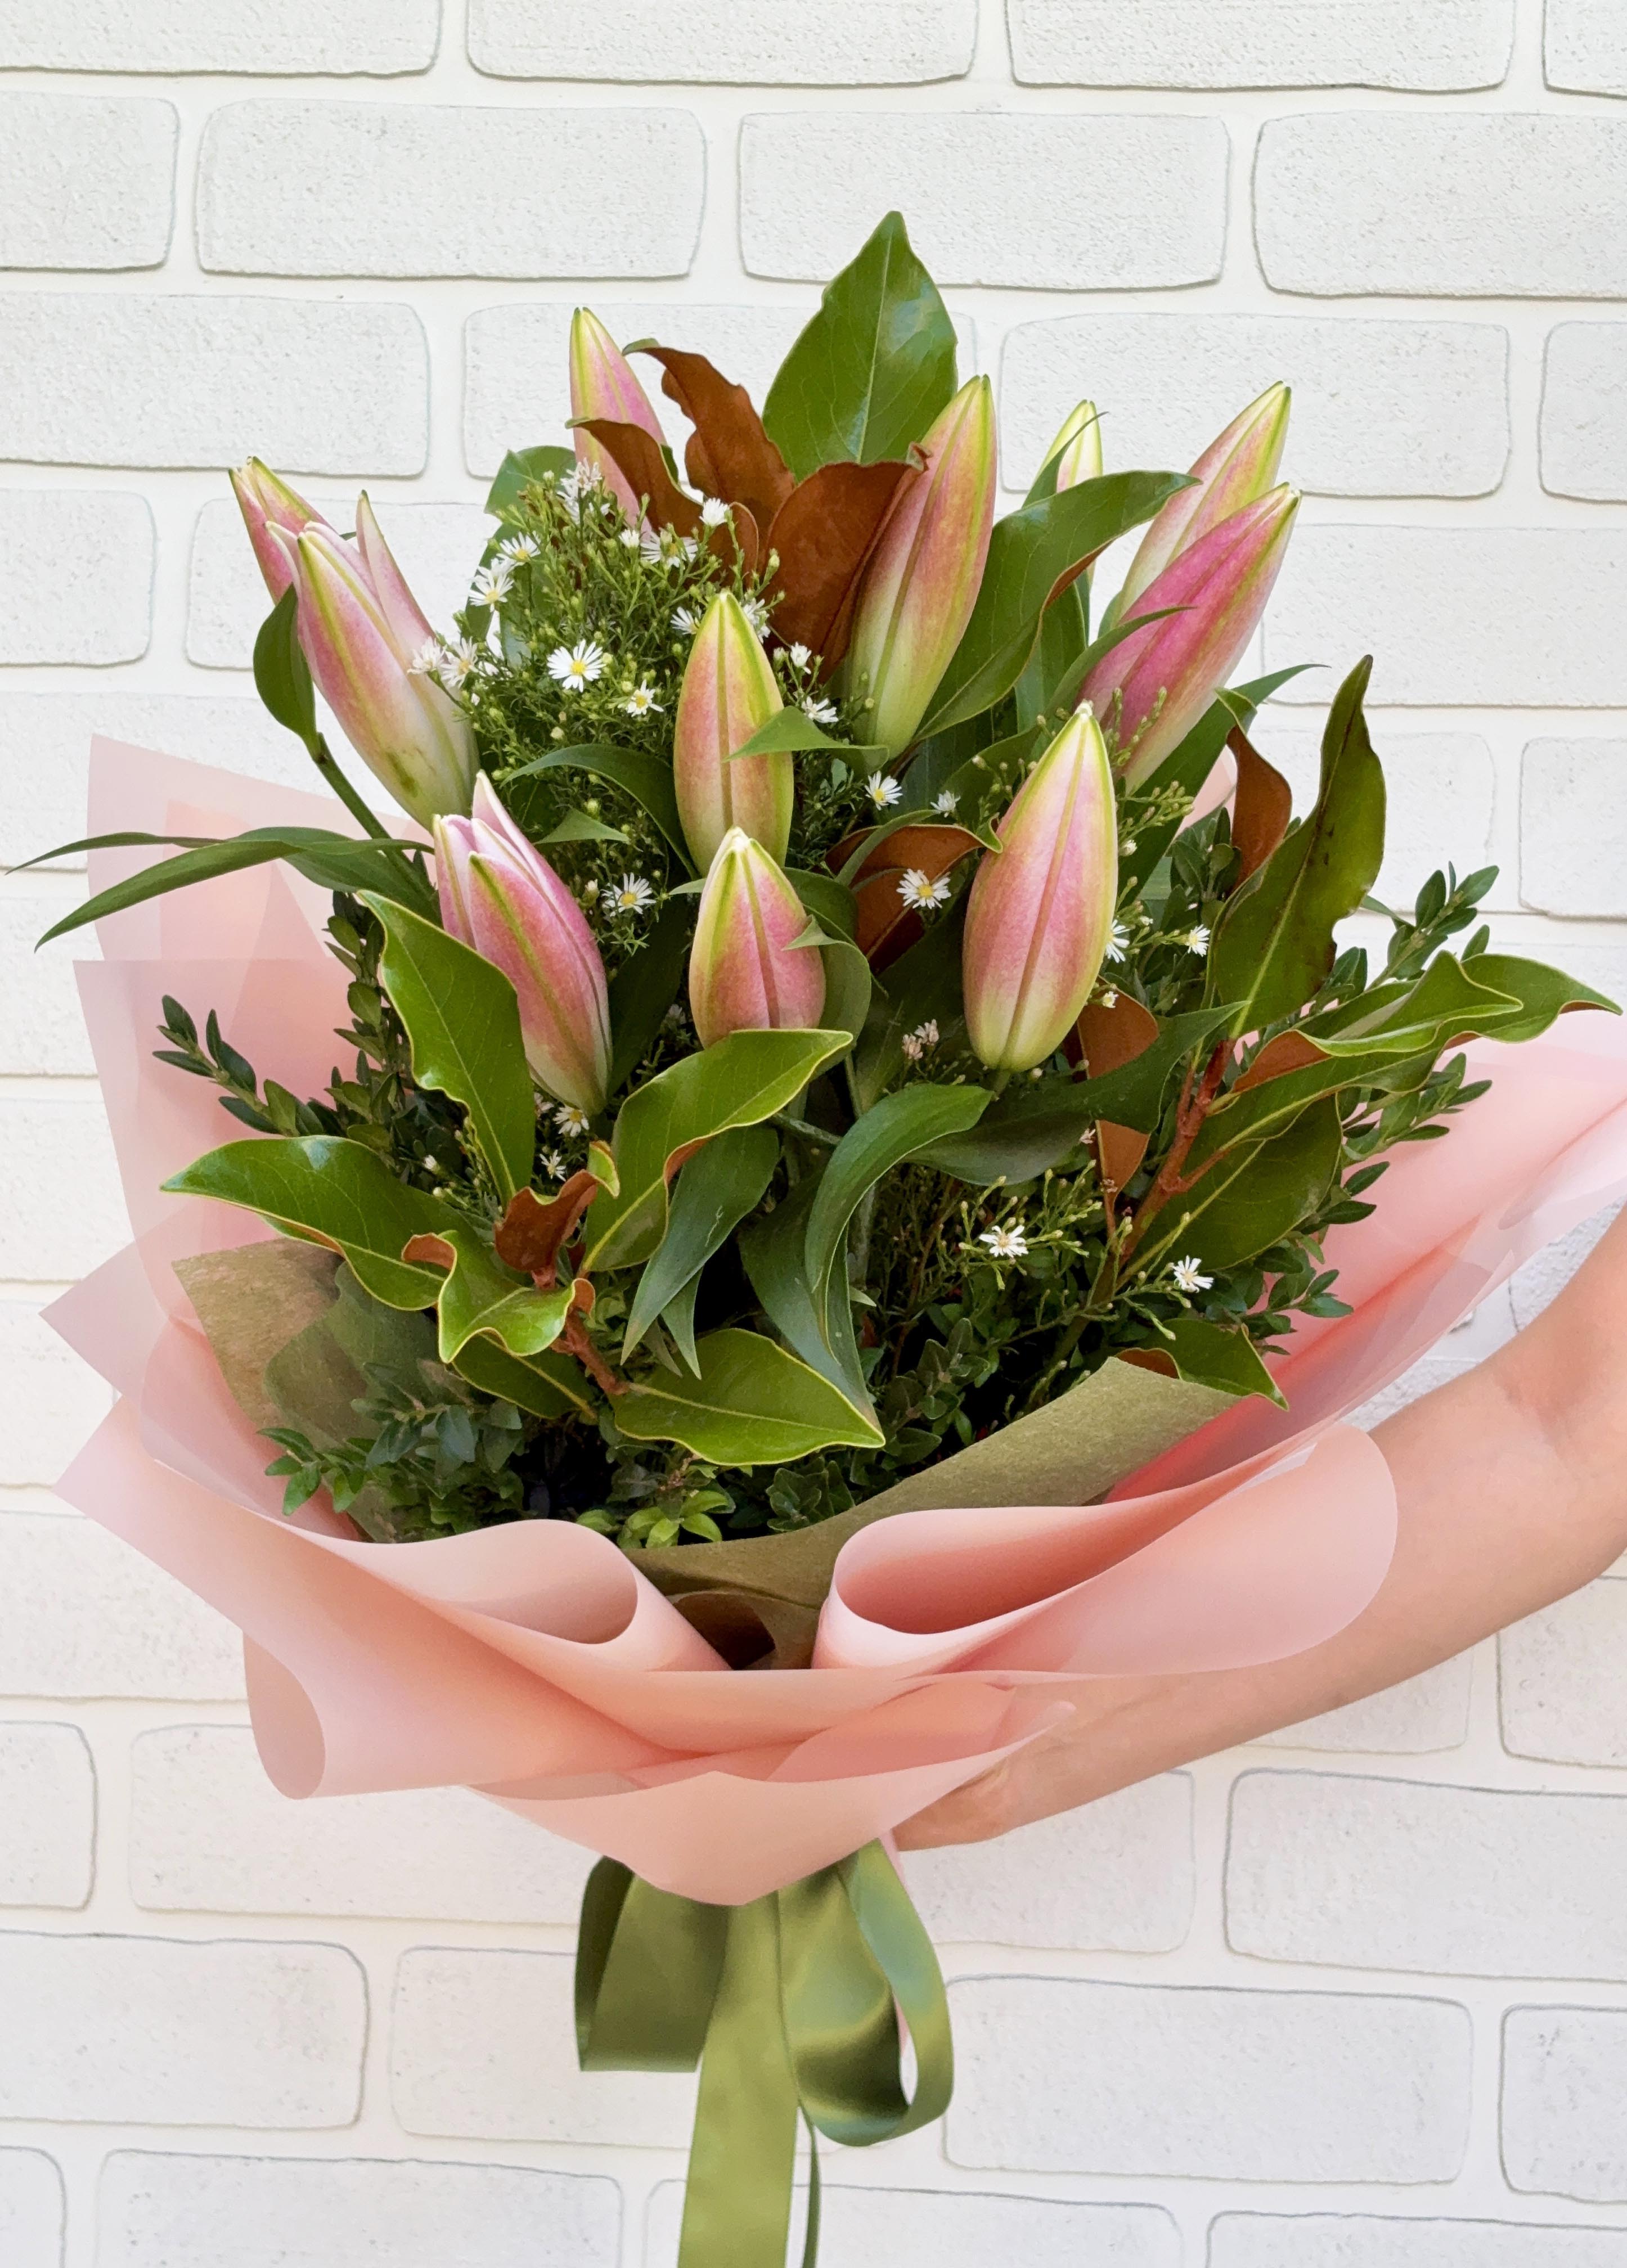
[846,375,997,755]
[1117,383,1291,618]
[963,705,1118,1074]
[1042,398,1103,492]
[1083,485,1300,791]
[568,307,668,522]
[688,828,826,1049]
[434,776,611,1114]
[275,512,477,827]
[231,458,334,602]
[673,591,792,871]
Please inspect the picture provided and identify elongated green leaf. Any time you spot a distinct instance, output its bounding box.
[852,902,968,1110]
[623,1123,779,1363]
[730,710,881,762]
[786,868,859,943]
[1014,578,1090,731]
[452,1333,594,1419]
[412,1222,574,1364]
[918,472,1190,739]
[486,443,576,520]
[361,893,535,1204]
[1120,667,1311,901]
[163,1137,446,1311]
[540,810,630,846]
[819,935,873,1048]
[582,1028,850,1274]
[1134,1314,1286,1407]
[607,900,693,1092]
[1138,1096,1344,1277]
[1306,953,1516,1058]
[618,1328,884,1461]
[1456,952,1619,1044]
[1210,658,1386,1037]
[762,211,958,481]
[253,587,318,750]
[505,744,689,866]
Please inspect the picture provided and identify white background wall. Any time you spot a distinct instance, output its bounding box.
[4,3,1627,2263]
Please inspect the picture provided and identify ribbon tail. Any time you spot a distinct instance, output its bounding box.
[679,1893,802,2268]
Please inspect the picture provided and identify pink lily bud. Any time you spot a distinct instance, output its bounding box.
[569,307,668,523]
[276,515,476,827]
[1117,383,1290,617]
[688,828,826,1049]
[963,705,1118,1074]
[230,458,335,602]
[1083,485,1300,791]
[673,591,792,872]
[1042,398,1103,492]
[846,375,997,755]
[434,776,611,1113]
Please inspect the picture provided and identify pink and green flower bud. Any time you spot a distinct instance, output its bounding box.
[963,705,1118,1074]
[568,307,668,523]
[1083,485,1300,791]
[1117,382,1291,617]
[277,519,476,827]
[230,458,335,602]
[1042,398,1103,492]
[688,828,826,1050]
[434,777,611,1114]
[846,375,997,755]
[673,591,792,872]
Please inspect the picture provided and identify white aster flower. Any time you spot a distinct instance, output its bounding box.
[786,642,812,670]
[681,534,701,564]
[801,695,839,724]
[900,1018,940,1063]
[498,533,540,565]
[408,637,443,677]
[1184,924,1211,955]
[1100,989,1118,1010]
[672,605,700,638]
[619,526,642,550]
[866,772,903,811]
[700,496,731,528]
[622,681,663,718]
[1105,919,1130,963]
[610,873,655,916]
[554,1104,591,1138]
[541,1149,568,1180]
[470,559,514,607]
[437,637,481,691]
[547,639,606,694]
[1171,1256,1213,1295]
[978,1223,1029,1261]
[897,868,951,913]
[1120,835,1138,857]
[664,1001,687,1027]
[741,593,771,635]
[932,789,960,816]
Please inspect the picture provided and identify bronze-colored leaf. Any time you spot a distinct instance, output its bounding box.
[765,459,915,669]
[1071,991,1159,1079]
[494,1174,601,1287]
[1228,722,1292,886]
[573,418,701,540]
[402,1232,456,1270]
[1232,1028,1331,1094]
[830,822,983,889]
[1097,1121,1151,1190]
[632,343,795,533]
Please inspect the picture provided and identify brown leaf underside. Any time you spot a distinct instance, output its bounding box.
[1072,992,1159,1190]
[574,419,702,542]
[494,1174,602,1288]
[765,459,916,669]
[632,343,795,534]
[1228,722,1293,885]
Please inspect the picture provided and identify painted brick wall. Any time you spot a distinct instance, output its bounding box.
[3,4,1627,2263]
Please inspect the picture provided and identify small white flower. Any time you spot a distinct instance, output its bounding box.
[1100,989,1118,1010]
[547,640,606,693]
[554,1104,591,1138]
[932,789,960,816]
[622,681,663,718]
[663,1001,687,1027]
[1105,919,1131,963]
[786,642,812,670]
[680,534,701,564]
[408,637,443,677]
[470,559,514,607]
[1120,835,1138,857]
[1171,1256,1213,1295]
[559,465,600,515]
[619,526,641,550]
[978,1223,1029,1261]
[498,533,540,565]
[741,594,771,636]
[700,496,731,528]
[672,605,700,638]
[610,873,654,916]
[866,772,903,811]
[541,1149,568,1180]
[1184,924,1211,955]
[437,636,480,691]
[900,1018,940,1063]
[801,695,839,724]
[897,868,951,912]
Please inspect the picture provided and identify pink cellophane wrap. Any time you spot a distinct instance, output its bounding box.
[45,742,1627,1904]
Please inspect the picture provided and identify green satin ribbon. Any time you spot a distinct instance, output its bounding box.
[576,1842,954,2267]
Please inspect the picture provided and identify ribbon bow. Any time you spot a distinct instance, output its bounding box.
[576,1842,954,2266]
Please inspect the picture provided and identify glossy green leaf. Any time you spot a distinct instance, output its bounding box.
[505,743,689,867]
[1454,952,1619,1044]
[253,587,318,750]
[852,902,967,1110]
[1209,658,1386,1037]
[607,900,694,1093]
[1118,667,1311,901]
[918,471,1190,740]
[486,443,576,520]
[622,1123,779,1364]
[762,211,958,481]
[162,1136,446,1311]
[618,1328,884,1461]
[730,709,882,763]
[1136,1315,1287,1406]
[541,810,631,846]
[411,1222,574,1364]
[452,1333,594,1419]
[786,868,859,943]
[1138,1096,1345,1277]
[361,893,535,1204]
[582,1027,850,1274]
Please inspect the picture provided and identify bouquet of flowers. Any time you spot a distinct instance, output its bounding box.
[39,215,1627,2266]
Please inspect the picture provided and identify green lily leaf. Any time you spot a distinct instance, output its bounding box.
[540,810,631,846]
[729,709,883,763]
[819,936,874,1051]
[253,587,318,752]
[618,1328,884,1461]
[852,901,968,1110]
[582,1027,850,1274]
[452,1334,594,1419]
[504,743,690,867]
[1209,657,1386,1038]
[407,1222,574,1365]
[1120,667,1312,902]
[163,1136,446,1311]
[486,443,576,520]
[623,1123,780,1365]
[918,471,1190,740]
[786,867,859,943]
[1128,1315,1287,1407]
[762,210,958,481]
[1137,1095,1345,1277]
[361,893,536,1205]
[606,899,694,1093]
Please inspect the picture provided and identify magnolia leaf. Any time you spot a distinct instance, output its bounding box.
[163,1136,446,1311]
[453,1334,594,1419]
[1120,1314,1286,1406]
[540,810,631,846]
[1120,667,1313,901]
[402,1224,574,1365]
[618,1328,884,1462]
[762,210,958,480]
[622,1123,779,1364]
[1228,723,1293,885]
[630,341,795,532]
[486,443,576,519]
[504,742,690,867]
[730,709,882,762]
[1138,1095,1345,1277]
[252,587,318,751]
[607,901,694,1092]
[785,867,859,943]
[1455,952,1619,1043]
[819,935,874,1046]
[572,418,702,539]
[762,458,914,668]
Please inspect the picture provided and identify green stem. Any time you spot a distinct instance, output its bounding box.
[772,1113,841,1150]
[311,733,393,843]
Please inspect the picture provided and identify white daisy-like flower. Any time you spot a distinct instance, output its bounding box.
[470,559,513,607]
[1105,919,1131,963]
[672,605,700,638]
[1184,924,1211,955]
[1171,1256,1213,1295]
[897,868,951,912]
[640,528,668,565]
[619,526,642,550]
[408,637,443,677]
[663,1001,687,1027]
[622,681,663,718]
[786,642,812,670]
[541,1149,568,1180]
[437,636,481,691]
[801,695,839,724]
[1120,835,1138,857]
[1100,989,1118,1010]
[741,594,771,636]
[978,1223,1029,1261]
[498,533,540,565]
[932,789,960,816]
[610,873,655,915]
[554,1104,591,1138]
[700,496,731,528]
[900,1018,940,1063]
[866,772,903,811]
[547,640,606,694]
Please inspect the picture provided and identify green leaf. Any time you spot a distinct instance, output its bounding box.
[504,744,690,868]
[360,893,536,1204]
[819,935,873,1048]
[253,587,318,750]
[1138,1314,1287,1407]
[1014,578,1091,731]
[852,901,968,1110]
[1449,952,1619,1045]
[730,710,882,762]
[1138,1096,1345,1276]
[607,899,693,1092]
[582,1027,850,1274]
[617,1328,884,1461]
[486,443,576,520]
[411,1223,574,1364]
[622,1123,779,1363]
[918,472,1191,740]
[540,810,631,846]
[162,1137,446,1311]
[761,210,958,482]
[1209,658,1386,1037]
[1121,668,1314,901]
[452,1334,594,1419]
[786,868,859,942]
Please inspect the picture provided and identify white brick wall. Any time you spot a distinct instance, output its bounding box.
[5,9,1627,2263]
